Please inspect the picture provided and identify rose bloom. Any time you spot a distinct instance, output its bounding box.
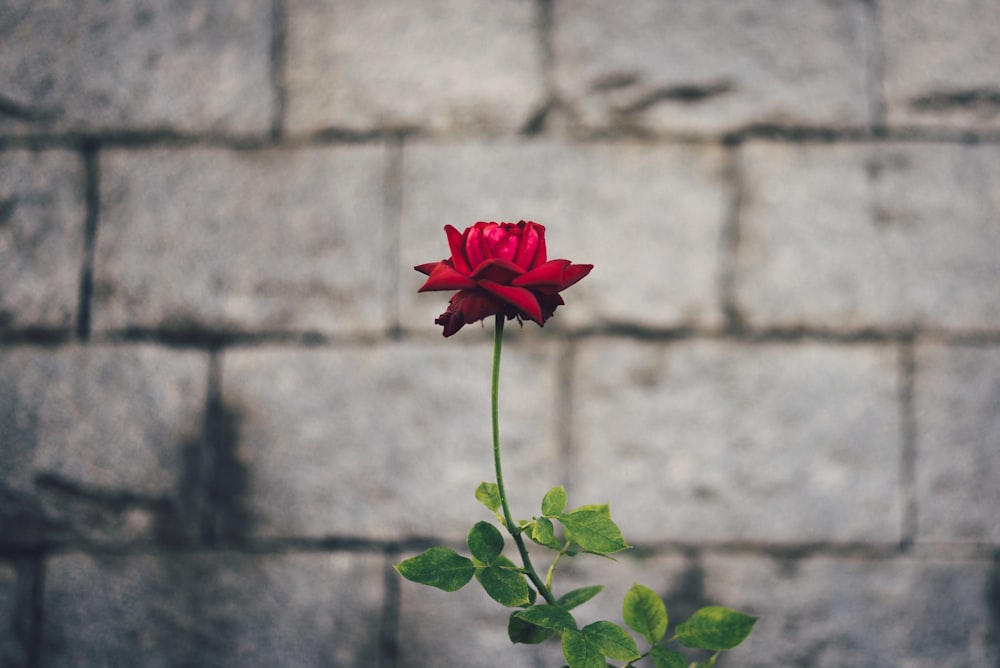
[415,220,593,336]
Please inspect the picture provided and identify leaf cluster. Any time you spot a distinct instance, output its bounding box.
[395,485,757,667]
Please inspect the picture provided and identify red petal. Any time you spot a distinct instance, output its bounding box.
[559,263,593,289]
[436,289,505,336]
[513,221,543,269]
[465,223,493,268]
[470,258,525,283]
[537,293,565,322]
[417,262,476,292]
[533,222,547,265]
[414,261,440,276]
[511,259,571,288]
[478,280,543,324]
[445,225,471,274]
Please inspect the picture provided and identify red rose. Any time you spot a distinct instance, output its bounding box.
[415,221,593,337]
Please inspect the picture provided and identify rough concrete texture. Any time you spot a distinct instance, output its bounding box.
[881,0,1000,132]
[0,150,85,334]
[552,0,873,134]
[221,341,560,540]
[571,339,901,544]
[1,1,998,667]
[735,141,1000,332]
[285,0,545,136]
[0,345,209,548]
[42,551,385,667]
[703,553,998,667]
[93,146,389,335]
[0,1,274,137]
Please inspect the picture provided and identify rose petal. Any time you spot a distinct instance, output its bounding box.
[486,223,518,262]
[478,280,543,324]
[534,222,548,265]
[511,259,571,288]
[513,221,543,269]
[465,223,493,268]
[436,288,505,337]
[537,292,565,322]
[414,261,440,276]
[470,258,525,284]
[445,225,471,274]
[417,262,477,292]
[558,263,594,289]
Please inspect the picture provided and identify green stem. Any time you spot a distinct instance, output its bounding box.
[491,315,557,606]
[545,542,572,591]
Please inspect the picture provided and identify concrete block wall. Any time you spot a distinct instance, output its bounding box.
[2,1,998,666]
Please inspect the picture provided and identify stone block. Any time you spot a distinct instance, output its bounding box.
[734,141,1000,332]
[571,339,901,543]
[0,149,85,332]
[42,551,385,667]
[93,146,388,335]
[221,340,560,540]
[702,553,999,667]
[914,344,1000,543]
[0,345,208,546]
[0,0,273,136]
[552,0,871,134]
[882,0,1000,131]
[285,0,544,136]
[400,140,728,332]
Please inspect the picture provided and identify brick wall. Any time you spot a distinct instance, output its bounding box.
[2,1,998,666]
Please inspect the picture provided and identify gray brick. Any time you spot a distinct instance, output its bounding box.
[552,0,871,134]
[882,0,1000,131]
[734,142,1000,332]
[93,146,388,335]
[702,553,998,667]
[0,150,85,332]
[43,551,384,667]
[221,341,559,540]
[0,345,208,545]
[0,0,273,136]
[915,344,1000,544]
[285,0,544,136]
[400,140,728,332]
[0,561,26,668]
[571,339,901,543]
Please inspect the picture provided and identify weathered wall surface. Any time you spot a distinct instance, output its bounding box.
[2,1,998,666]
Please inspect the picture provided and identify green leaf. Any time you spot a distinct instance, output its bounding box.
[582,621,640,662]
[650,646,688,668]
[513,605,577,633]
[476,556,531,607]
[574,503,610,515]
[530,517,562,549]
[561,629,605,668]
[692,652,721,668]
[542,486,568,516]
[556,585,603,611]
[622,582,668,645]
[508,611,555,645]
[558,508,630,554]
[394,547,474,592]
[467,521,504,565]
[675,606,758,651]
[475,482,501,512]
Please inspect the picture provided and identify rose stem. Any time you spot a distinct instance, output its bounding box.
[491,314,558,606]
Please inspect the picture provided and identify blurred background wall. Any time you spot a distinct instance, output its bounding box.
[1,1,998,666]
